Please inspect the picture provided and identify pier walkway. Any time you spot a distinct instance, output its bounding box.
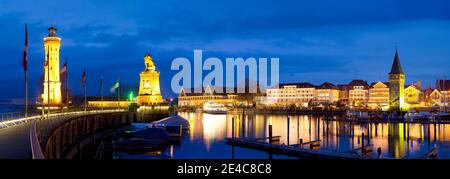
[226,137,362,159]
[0,110,125,159]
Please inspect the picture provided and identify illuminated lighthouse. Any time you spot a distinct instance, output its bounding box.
[41,26,62,105]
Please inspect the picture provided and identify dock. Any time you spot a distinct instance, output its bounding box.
[226,137,362,159]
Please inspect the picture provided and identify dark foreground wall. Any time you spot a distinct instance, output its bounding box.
[38,112,135,159]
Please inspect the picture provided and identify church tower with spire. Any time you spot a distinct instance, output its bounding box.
[388,48,406,111]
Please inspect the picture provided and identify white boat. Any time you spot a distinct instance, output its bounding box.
[203,101,228,114]
[405,111,433,120]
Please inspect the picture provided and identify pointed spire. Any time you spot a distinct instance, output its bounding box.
[389,48,404,75]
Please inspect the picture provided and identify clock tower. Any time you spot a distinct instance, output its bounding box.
[388,49,405,111]
[137,53,163,105]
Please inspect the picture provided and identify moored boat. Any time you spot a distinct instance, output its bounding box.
[203,101,228,114]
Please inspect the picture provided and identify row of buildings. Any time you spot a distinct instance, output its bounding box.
[265,79,450,110]
[178,49,450,112]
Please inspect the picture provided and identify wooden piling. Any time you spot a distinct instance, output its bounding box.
[287,116,290,145]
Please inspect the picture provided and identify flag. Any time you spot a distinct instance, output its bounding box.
[61,60,67,75]
[110,81,120,93]
[22,24,28,72]
[81,69,86,84]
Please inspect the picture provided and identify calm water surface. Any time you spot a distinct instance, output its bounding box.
[154,111,450,159]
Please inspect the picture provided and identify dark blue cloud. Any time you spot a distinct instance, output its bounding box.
[0,0,450,100]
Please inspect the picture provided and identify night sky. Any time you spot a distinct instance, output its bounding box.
[1,0,450,100]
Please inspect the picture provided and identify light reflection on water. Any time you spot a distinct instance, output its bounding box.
[165,111,450,159]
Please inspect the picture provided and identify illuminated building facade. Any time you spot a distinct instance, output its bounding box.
[41,26,62,106]
[348,80,370,107]
[388,49,406,111]
[368,82,390,109]
[313,82,339,104]
[337,85,349,105]
[428,89,442,106]
[178,86,238,108]
[266,83,316,107]
[87,96,131,108]
[137,53,163,105]
[404,84,423,108]
[436,80,450,107]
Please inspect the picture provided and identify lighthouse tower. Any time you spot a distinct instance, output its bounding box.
[41,26,62,105]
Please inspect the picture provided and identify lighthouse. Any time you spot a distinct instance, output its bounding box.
[41,26,62,106]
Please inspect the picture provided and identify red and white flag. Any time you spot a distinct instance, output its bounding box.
[22,24,28,72]
[61,60,67,74]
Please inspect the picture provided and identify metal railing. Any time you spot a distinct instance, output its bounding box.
[0,108,129,130]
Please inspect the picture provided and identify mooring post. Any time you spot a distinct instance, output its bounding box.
[232,117,235,140]
[269,123,273,144]
[299,139,303,148]
[362,132,365,155]
[287,116,290,146]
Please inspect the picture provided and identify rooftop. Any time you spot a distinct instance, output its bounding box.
[389,49,404,75]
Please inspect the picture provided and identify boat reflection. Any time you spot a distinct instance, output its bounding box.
[202,113,227,151]
[177,112,450,159]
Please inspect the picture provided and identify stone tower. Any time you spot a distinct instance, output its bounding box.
[41,26,62,105]
[388,49,405,111]
[137,53,163,105]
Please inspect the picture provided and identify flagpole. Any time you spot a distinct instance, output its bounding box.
[101,76,104,111]
[66,59,69,110]
[45,45,50,119]
[84,80,87,114]
[25,68,28,117]
[23,24,28,118]
[118,80,120,110]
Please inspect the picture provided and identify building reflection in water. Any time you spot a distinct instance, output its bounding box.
[178,112,450,158]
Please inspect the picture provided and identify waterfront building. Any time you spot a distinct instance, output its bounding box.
[348,80,370,107]
[388,49,406,111]
[87,96,131,108]
[137,53,163,106]
[368,82,389,110]
[266,83,316,107]
[404,84,423,108]
[40,26,62,106]
[436,80,450,107]
[337,84,349,105]
[313,82,339,105]
[429,89,442,107]
[178,86,238,108]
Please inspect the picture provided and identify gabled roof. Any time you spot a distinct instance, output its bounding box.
[430,89,442,96]
[349,80,369,90]
[370,81,389,88]
[424,86,433,96]
[389,49,404,75]
[279,83,316,88]
[337,84,349,91]
[405,84,422,92]
[317,82,338,90]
